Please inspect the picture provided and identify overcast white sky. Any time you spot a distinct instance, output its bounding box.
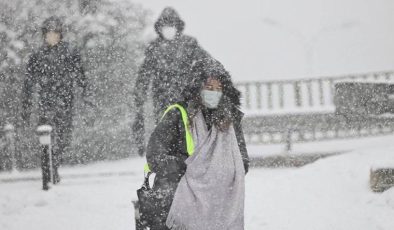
[132,0,394,82]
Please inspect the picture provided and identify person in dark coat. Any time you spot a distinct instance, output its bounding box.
[21,16,88,190]
[145,58,249,230]
[132,7,208,156]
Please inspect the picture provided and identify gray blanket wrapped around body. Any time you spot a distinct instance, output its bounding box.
[166,111,245,230]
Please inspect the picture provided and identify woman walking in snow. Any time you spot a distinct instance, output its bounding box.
[145,58,249,230]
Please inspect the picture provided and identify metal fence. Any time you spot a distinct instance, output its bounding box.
[243,113,394,145]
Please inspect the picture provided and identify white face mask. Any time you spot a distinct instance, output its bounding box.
[201,89,223,109]
[161,26,177,40]
[45,31,61,46]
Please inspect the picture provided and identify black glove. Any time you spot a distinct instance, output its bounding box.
[132,113,145,156]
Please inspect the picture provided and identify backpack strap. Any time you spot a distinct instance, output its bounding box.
[144,103,195,173]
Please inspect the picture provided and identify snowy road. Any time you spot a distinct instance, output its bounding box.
[1,137,394,230]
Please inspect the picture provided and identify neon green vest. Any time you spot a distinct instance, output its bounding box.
[144,103,195,173]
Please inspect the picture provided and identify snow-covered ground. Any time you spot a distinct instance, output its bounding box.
[1,135,394,230]
[246,145,394,230]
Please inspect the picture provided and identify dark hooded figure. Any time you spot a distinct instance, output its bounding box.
[132,7,208,156]
[21,16,88,190]
[144,58,249,230]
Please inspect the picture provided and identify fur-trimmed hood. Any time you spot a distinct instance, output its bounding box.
[185,57,241,108]
[154,7,185,39]
[183,57,243,130]
[200,58,241,107]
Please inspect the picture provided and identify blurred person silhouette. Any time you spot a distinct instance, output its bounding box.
[22,16,89,190]
[132,7,209,157]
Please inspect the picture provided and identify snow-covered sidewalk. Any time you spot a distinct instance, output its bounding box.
[0,157,145,230]
[246,145,394,230]
[1,136,394,230]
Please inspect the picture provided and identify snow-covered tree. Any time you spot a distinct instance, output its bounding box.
[0,0,149,168]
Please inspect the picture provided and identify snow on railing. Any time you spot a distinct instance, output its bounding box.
[235,70,394,116]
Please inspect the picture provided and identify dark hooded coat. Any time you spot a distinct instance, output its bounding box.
[145,58,249,229]
[132,7,208,156]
